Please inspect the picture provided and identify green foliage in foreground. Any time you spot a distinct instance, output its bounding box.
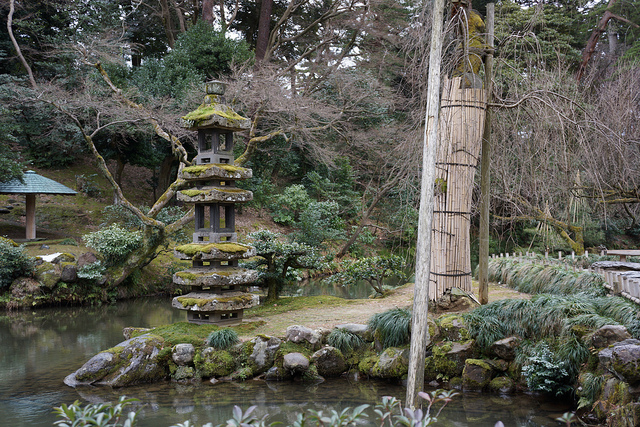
[54,391,462,427]
[0,240,35,289]
[368,308,412,349]
[54,396,138,427]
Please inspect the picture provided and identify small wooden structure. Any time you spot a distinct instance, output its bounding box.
[0,170,77,240]
[171,81,259,325]
[603,249,640,262]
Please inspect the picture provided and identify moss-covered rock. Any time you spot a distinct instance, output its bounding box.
[285,325,322,351]
[173,365,196,381]
[610,344,640,385]
[52,253,76,264]
[311,346,346,377]
[35,262,60,289]
[357,355,379,376]
[0,236,18,247]
[424,340,475,382]
[194,348,235,378]
[228,366,254,381]
[9,277,40,303]
[607,402,640,427]
[462,359,493,391]
[436,314,470,341]
[247,335,281,375]
[488,376,515,394]
[273,341,313,371]
[372,347,409,379]
[64,334,167,387]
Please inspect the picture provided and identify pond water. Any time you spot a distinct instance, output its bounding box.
[0,298,572,427]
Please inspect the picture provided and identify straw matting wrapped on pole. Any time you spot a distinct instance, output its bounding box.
[429,76,486,300]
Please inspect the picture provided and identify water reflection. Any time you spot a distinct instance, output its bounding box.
[281,277,402,299]
[0,298,571,427]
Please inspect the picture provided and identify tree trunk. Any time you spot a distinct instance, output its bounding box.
[406,0,446,409]
[108,226,163,287]
[478,3,495,305]
[202,0,214,24]
[576,0,638,80]
[160,0,176,49]
[113,156,126,205]
[157,155,177,197]
[255,0,273,63]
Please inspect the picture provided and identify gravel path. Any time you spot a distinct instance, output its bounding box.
[243,282,528,337]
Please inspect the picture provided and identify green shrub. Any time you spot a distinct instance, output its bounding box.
[53,396,138,427]
[0,240,35,289]
[327,328,365,354]
[270,184,312,225]
[521,342,573,396]
[368,308,411,349]
[207,328,240,350]
[77,261,106,280]
[75,173,102,198]
[293,200,345,247]
[82,224,143,266]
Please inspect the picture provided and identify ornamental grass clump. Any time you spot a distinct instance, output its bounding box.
[327,328,365,354]
[207,328,240,350]
[487,258,607,297]
[368,308,411,349]
[577,372,604,409]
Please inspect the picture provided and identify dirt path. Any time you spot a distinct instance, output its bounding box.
[244,282,529,337]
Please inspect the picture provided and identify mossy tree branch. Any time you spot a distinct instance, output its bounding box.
[495,196,584,255]
[89,60,191,167]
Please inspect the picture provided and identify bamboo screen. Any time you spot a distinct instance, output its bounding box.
[429,76,487,300]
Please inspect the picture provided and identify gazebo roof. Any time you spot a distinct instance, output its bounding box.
[0,170,77,195]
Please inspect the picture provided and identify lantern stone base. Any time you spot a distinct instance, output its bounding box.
[186,308,245,325]
[172,291,259,326]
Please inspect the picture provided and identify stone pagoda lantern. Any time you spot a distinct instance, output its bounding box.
[171,81,259,325]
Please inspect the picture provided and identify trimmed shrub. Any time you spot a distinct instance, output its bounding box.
[0,240,35,289]
[82,225,142,265]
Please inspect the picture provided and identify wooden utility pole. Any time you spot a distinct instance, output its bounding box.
[406,0,446,409]
[478,3,495,305]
